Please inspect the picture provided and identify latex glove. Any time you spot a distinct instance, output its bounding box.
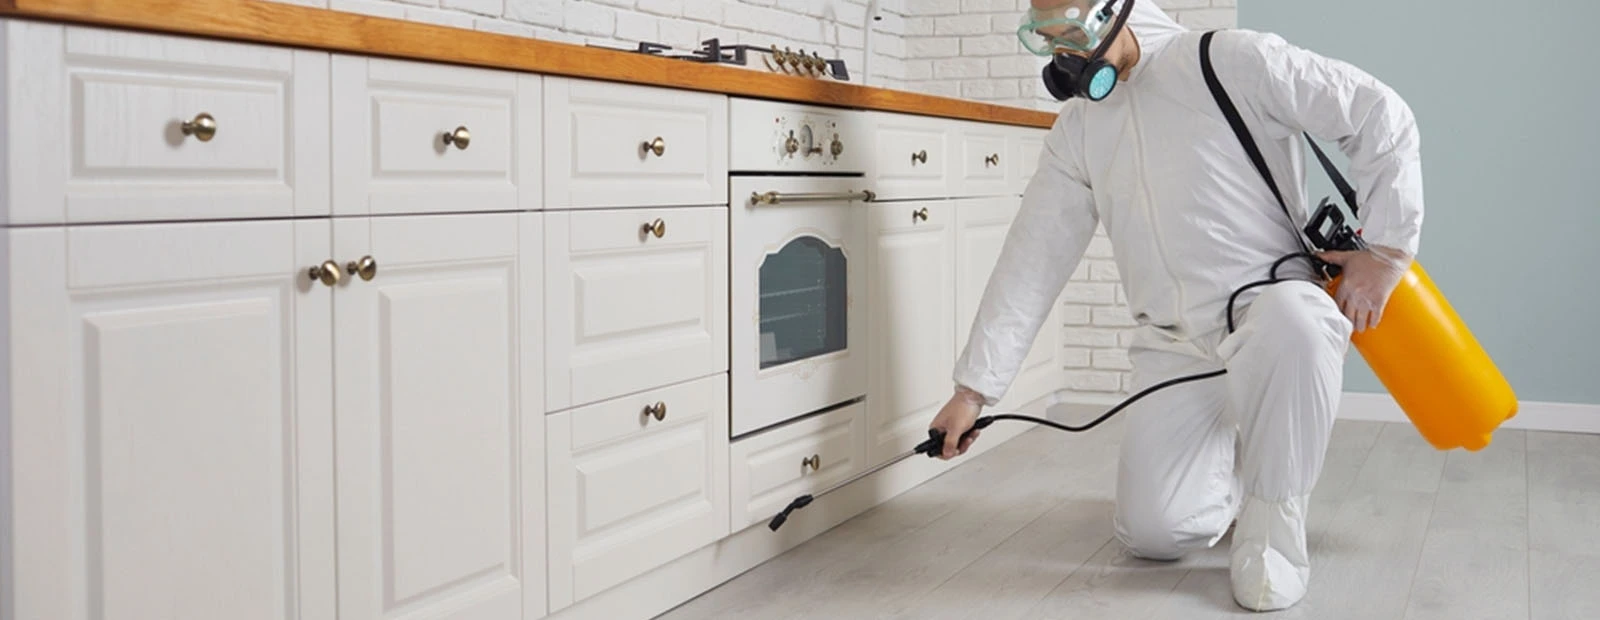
[928,386,985,460]
[1316,244,1411,332]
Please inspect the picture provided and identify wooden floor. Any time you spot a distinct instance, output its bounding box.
[659,414,1600,619]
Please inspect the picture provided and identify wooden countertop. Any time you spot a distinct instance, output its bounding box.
[0,0,1058,129]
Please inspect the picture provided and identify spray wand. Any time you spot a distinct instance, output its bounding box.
[766,369,1225,531]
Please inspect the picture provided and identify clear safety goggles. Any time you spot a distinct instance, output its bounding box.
[1017,0,1121,56]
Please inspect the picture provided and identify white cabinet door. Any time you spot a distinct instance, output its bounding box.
[867,112,953,201]
[546,373,730,610]
[729,402,867,532]
[1009,127,1047,195]
[866,200,956,464]
[956,122,1011,197]
[4,20,330,225]
[331,55,541,216]
[543,77,728,209]
[544,206,728,412]
[331,212,545,620]
[955,198,1059,411]
[7,220,336,620]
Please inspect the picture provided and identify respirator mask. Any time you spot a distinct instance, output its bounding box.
[1018,0,1136,101]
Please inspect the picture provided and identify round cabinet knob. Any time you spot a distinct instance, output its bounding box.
[912,149,928,164]
[802,454,821,472]
[642,218,666,238]
[442,126,471,150]
[831,134,844,157]
[643,402,667,422]
[181,113,217,142]
[644,136,666,157]
[913,207,930,223]
[307,260,342,287]
[346,255,377,281]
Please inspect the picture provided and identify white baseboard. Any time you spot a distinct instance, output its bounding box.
[1339,391,1600,435]
[1049,389,1600,436]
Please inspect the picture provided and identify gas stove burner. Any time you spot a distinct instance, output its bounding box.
[591,38,850,82]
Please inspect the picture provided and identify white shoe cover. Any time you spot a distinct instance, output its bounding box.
[1230,495,1310,612]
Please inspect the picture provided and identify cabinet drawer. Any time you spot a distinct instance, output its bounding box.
[867,112,953,201]
[546,374,730,610]
[1010,127,1047,195]
[730,402,867,532]
[331,55,540,216]
[544,77,727,208]
[544,206,728,411]
[957,123,1011,197]
[3,21,329,225]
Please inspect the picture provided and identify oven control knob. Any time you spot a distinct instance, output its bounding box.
[831,134,844,158]
[784,130,799,156]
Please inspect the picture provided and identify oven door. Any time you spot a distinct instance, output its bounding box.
[730,176,871,437]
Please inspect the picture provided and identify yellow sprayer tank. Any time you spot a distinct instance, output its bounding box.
[1332,261,1518,450]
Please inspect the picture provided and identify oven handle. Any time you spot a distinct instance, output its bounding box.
[750,190,877,205]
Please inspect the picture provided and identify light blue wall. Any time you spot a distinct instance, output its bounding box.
[1239,1,1600,405]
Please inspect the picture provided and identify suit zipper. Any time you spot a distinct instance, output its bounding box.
[1128,93,1187,334]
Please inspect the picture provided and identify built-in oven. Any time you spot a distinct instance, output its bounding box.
[728,98,872,438]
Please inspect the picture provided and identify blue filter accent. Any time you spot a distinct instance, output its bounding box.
[1090,65,1117,99]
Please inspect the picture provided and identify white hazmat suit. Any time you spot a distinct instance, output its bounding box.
[948,2,1423,612]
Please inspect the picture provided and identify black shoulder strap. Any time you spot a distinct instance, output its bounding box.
[1198,30,1360,219]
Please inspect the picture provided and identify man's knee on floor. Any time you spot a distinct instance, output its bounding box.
[1113,503,1220,561]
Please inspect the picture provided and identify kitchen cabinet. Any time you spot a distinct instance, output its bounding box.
[2,19,331,225]
[2,14,1068,620]
[5,220,338,620]
[542,206,729,413]
[1009,127,1048,194]
[545,373,731,610]
[867,111,955,201]
[956,121,1012,197]
[331,213,546,620]
[729,401,868,532]
[542,77,728,209]
[331,55,542,217]
[955,197,1063,412]
[866,199,957,465]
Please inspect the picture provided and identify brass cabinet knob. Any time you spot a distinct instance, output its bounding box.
[912,149,928,164]
[913,207,930,223]
[642,218,666,238]
[307,260,341,287]
[442,126,471,150]
[643,402,667,422]
[643,136,666,157]
[831,134,844,157]
[802,454,821,471]
[346,255,377,281]
[985,153,1000,166]
[181,113,217,142]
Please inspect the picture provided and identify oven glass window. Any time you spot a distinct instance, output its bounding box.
[759,236,847,369]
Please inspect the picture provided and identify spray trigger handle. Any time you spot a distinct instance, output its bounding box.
[916,416,996,458]
[1304,197,1367,279]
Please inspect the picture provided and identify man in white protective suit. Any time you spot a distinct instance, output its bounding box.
[927,0,1421,611]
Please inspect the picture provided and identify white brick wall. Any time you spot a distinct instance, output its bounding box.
[901,0,1237,110]
[274,0,913,91]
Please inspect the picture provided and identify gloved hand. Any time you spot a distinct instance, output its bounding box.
[1316,244,1411,332]
[928,386,985,460]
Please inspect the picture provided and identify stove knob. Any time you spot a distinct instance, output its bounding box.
[831,134,844,158]
[784,130,799,156]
